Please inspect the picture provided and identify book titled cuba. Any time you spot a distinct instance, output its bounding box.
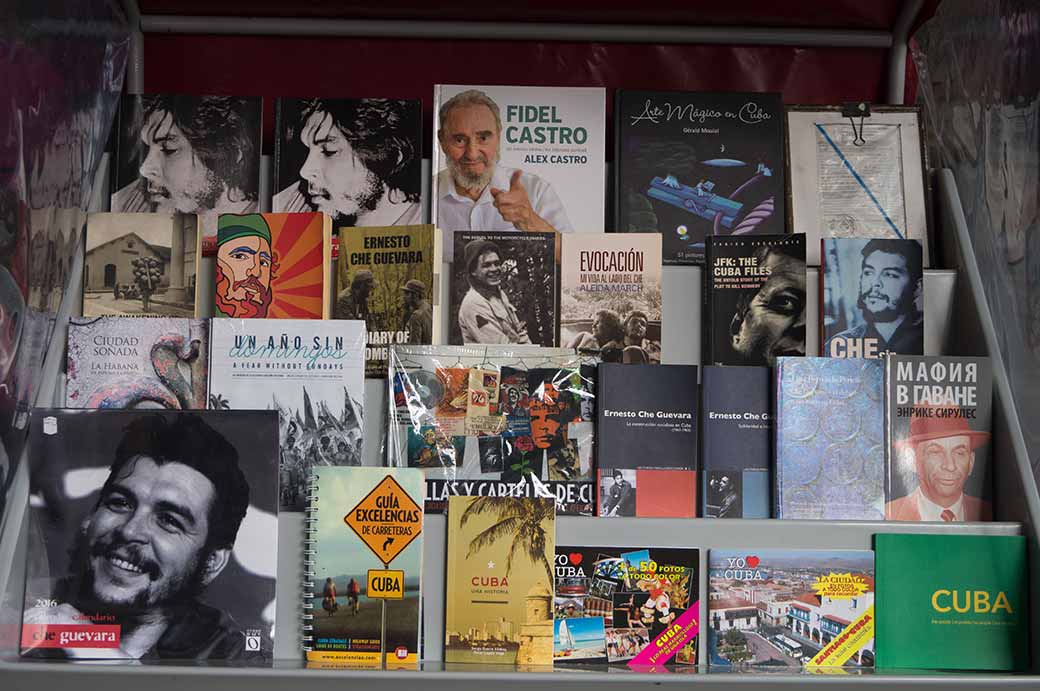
[701,366,771,518]
[708,549,875,668]
[774,357,884,519]
[874,534,1027,671]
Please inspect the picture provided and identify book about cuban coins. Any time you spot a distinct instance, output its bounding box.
[703,233,806,366]
[213,212,332,319]
[822,237,923,359]
[82,212,201,317]
[596,363,697,518]
[885,355,993,521]
[560,233,663,364]
[66,316,208,409]
[207,318,365,512]
[701,365,771,519]
[387,345,596,515]
[335,224,441,378]
[450,230,558,347]
[432,85,606,260]
[774,357,884,519]
[615,90,785,264]
[874,534,1027,671]
[20,409,279,660]
[554,546,699,667]
[111,94,262,257]
[304,466,424,668]
[273,98,423,227]
[445,495,555,666]
[708,548,875,668]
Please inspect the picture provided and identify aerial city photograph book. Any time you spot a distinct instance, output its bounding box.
[334,224,440,377]
[304,466,424,668]
[66,316,209,409]
[874,533,1027,671]
[213,212,332,320]
[596,363,698,518]
[774,357,885,520]
[20,409,279,661]
[431,85,606,260]
[111,94,262,257]
[701,365,772,519]
[273,98,423,228]
[207,319,366,511]
[885,355,993,522]
[708,548,876,668]
[560,233,663,364]
[703,234,806,366]
[615,90,786,264]
[450,231,558,347]
[82,212,200,317]
[554,546,699,667]
[822,237,924,359]
[444,496,556,666]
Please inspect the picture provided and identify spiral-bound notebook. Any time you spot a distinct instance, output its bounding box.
[303,466,424,667]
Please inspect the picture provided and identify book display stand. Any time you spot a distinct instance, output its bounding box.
[2,2,1039,688]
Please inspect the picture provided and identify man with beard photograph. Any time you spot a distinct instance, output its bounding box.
[334,269,374,322]
[273,98,422,227]
[21,410,278,660]
[111,95,260,254]
[214,214,276,318]
[824,238,924,358]
[401,279,433,345]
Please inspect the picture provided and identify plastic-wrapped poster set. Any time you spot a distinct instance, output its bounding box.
[387,346,598,514]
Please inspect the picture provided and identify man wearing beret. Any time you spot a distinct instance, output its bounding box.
[335,269,374,323]
[402,279,432,345]
[215,213,276,318]
[458,239,530,344]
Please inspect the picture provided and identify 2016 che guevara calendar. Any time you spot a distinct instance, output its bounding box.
[387,346,597,514]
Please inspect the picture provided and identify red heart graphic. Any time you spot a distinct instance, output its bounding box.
[569,552,583,566]
[747,556,760,568]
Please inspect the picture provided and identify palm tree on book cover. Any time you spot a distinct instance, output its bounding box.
[461,497,554,585]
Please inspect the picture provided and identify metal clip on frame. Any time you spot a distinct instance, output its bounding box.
[842,101,872,146]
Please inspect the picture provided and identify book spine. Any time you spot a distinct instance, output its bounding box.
[773,362,783,518]
[883,354,894,517]
[702,240,712,366]
[301,471,319,652]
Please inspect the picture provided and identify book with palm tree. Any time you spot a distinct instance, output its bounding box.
[444,496,556,666]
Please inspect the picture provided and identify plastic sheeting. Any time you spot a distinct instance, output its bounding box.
[911,1,1040,483]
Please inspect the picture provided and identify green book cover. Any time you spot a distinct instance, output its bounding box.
[874,533,1028,671]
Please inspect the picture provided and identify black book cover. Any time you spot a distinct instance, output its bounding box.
[700,366,772,519]
[596,363,697,518]
[703,233,806,366]
[614,90,786,265]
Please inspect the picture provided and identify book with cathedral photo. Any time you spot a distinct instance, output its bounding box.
[444,495,556,665]
[334,224,441,378]
[82,212,201,317]
[431,85,606,260]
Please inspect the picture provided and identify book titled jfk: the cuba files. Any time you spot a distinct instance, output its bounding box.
[614,90,785,265]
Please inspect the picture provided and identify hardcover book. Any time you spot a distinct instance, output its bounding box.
[213,212,332,319]
[774,357,885,520]
[304,466,424,667]
[20,409,279,660]
[885,355,993,521]
[445,496,556,666]
[450,231,558,346]
[596,363,698,518]
[274,98,423,227]
[615,90,786,264]
[701,365,771,519]
[703,233,806,366]
[822,237,924,359]
[207,319,366,512]
[83,212,200,317]
[554,546,699,666]
[708,548,876,668]
[111,94,262,257]
[334,224,441,377]
[66,316,208,409]
[431,85,606,260]
[874,534,1027,670]
[560,233,663,364]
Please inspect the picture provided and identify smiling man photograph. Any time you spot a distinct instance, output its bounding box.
[457,238,530,344]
